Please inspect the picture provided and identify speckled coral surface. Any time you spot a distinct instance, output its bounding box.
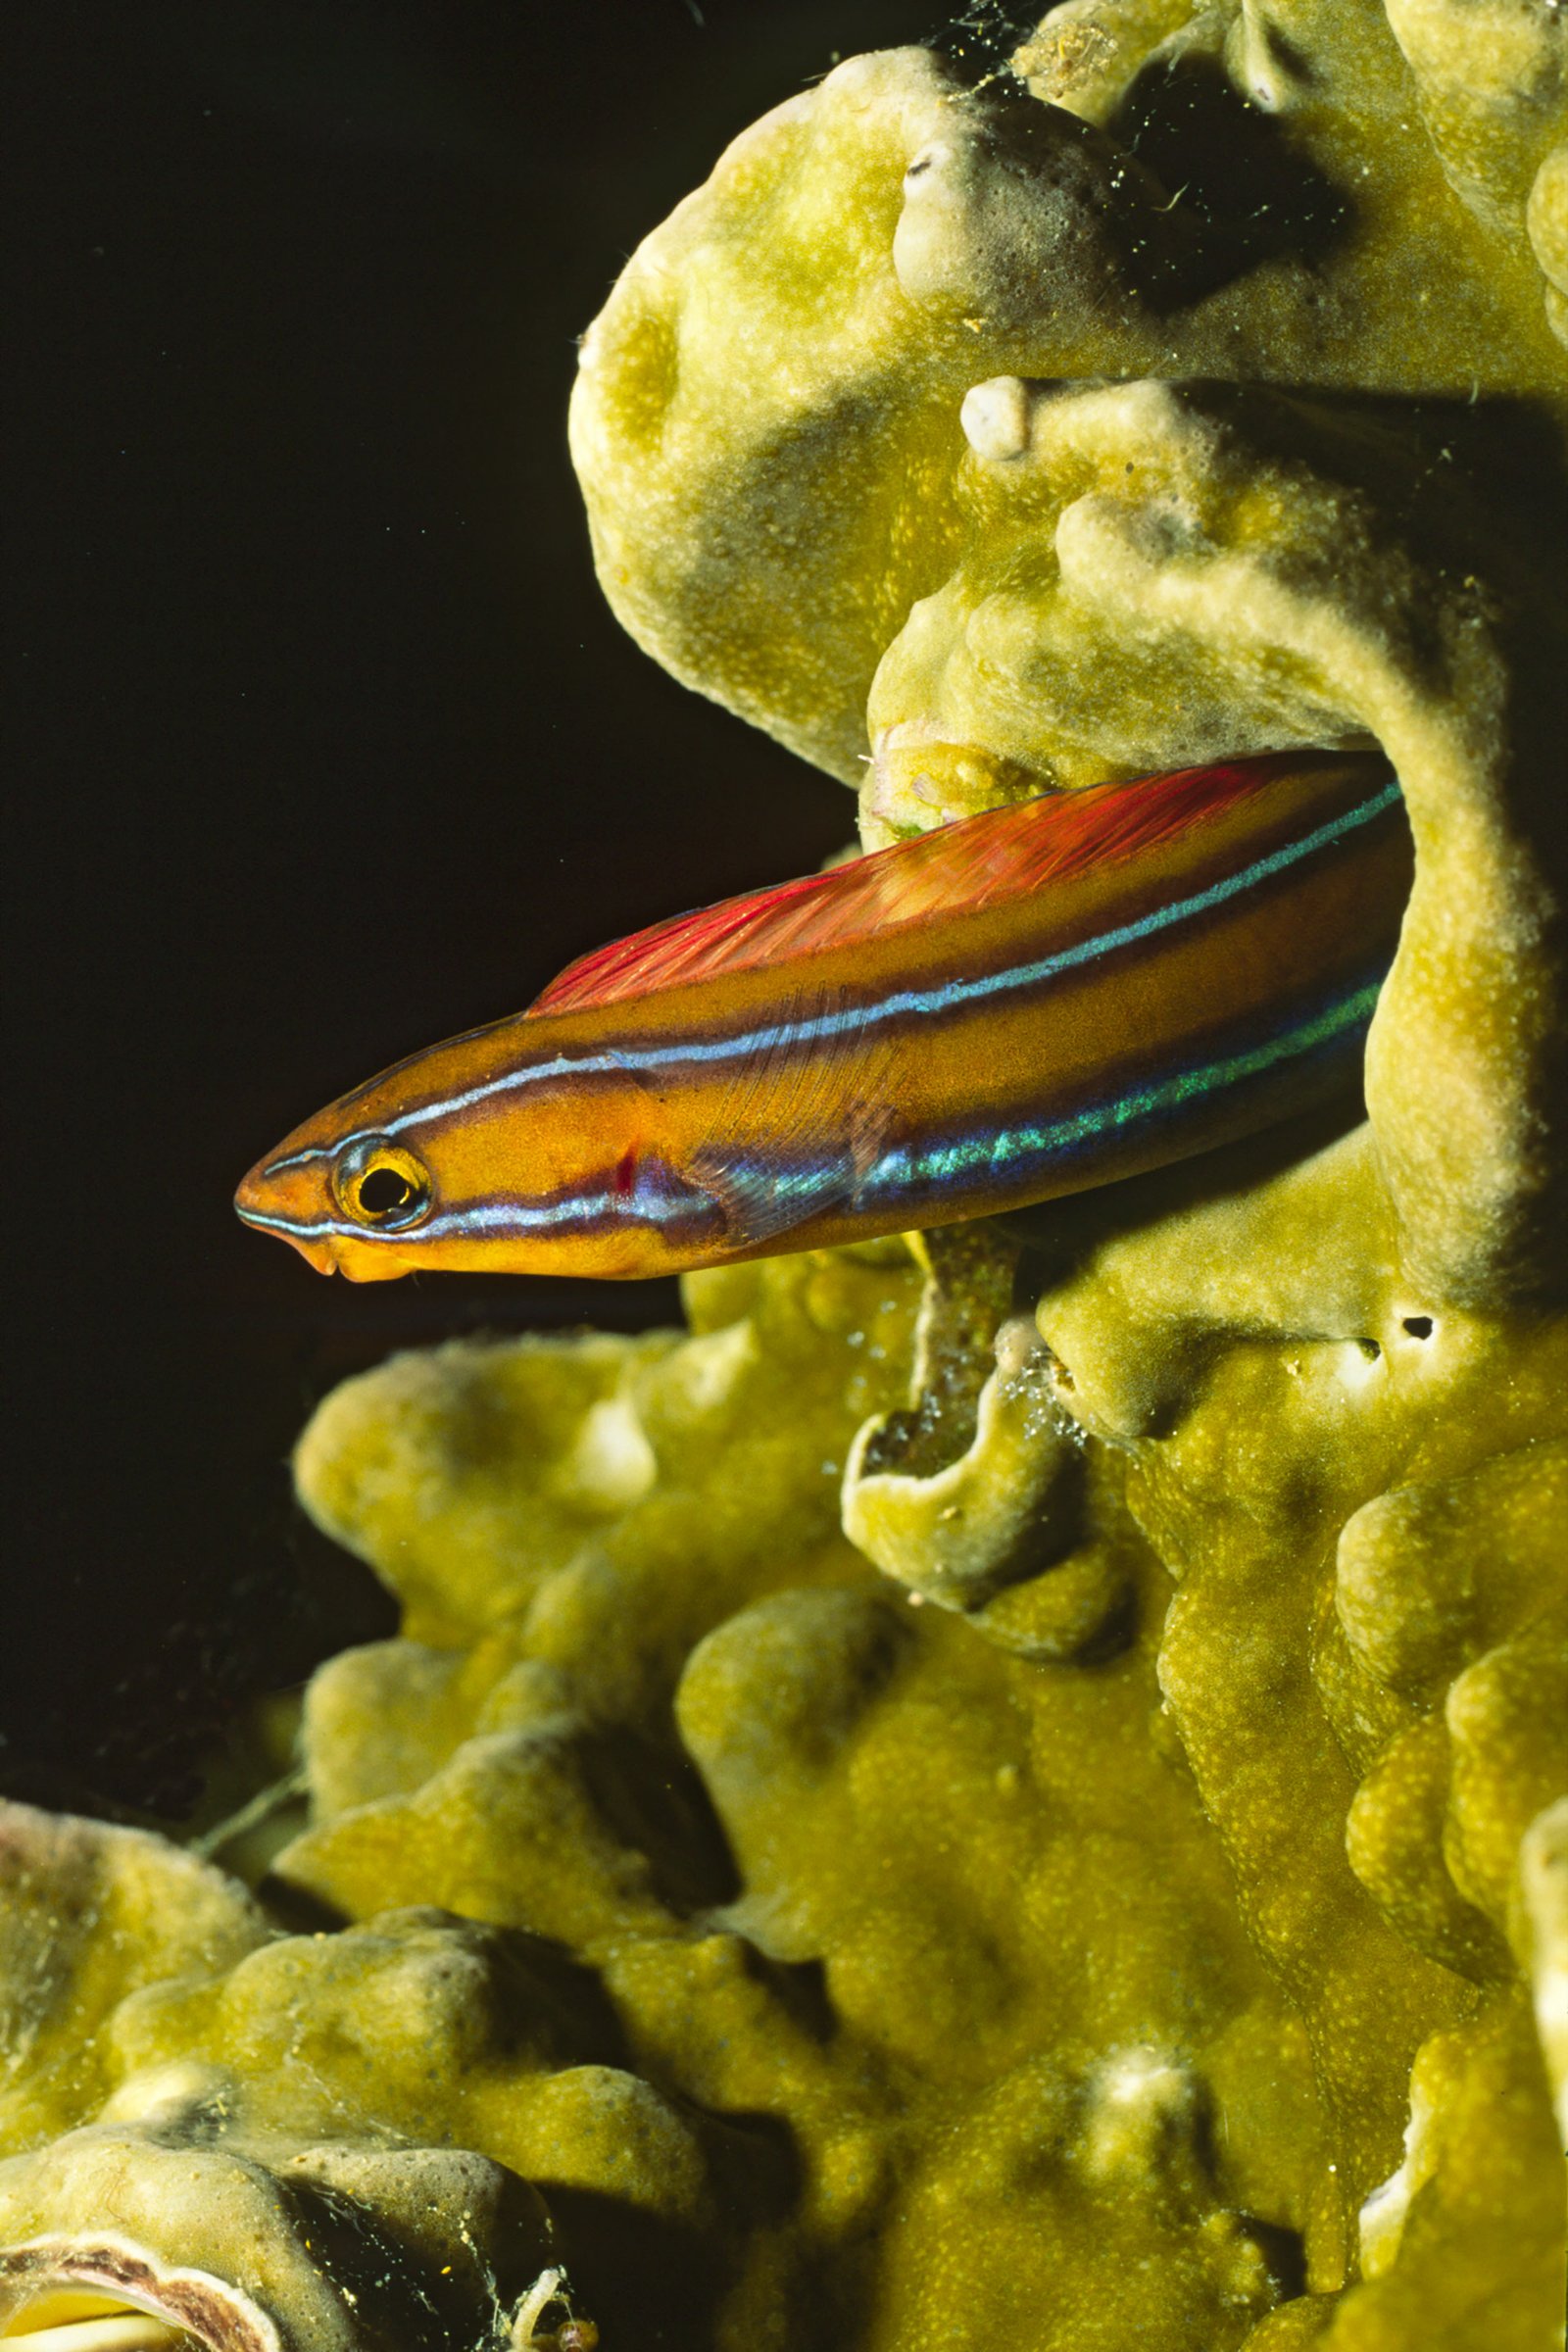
[278,1249,1348,2348]
[9,1201,1544,2346]
[265,1198,1568,2340]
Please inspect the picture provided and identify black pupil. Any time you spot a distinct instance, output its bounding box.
[359,1165,416,1217]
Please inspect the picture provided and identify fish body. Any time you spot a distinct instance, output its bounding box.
[235,751,1411,1282]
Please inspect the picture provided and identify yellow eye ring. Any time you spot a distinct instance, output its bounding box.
[332,1136,433,1230]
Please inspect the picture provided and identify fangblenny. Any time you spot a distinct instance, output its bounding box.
[235,750,1410,1282]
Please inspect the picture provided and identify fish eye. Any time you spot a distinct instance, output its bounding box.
[332,1136,432,1231]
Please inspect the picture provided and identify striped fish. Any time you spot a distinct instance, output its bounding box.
[234,750,1411,1282]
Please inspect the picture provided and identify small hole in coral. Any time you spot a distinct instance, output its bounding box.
[1356,1339,1381,1361]
[1400,1315,1433,1339]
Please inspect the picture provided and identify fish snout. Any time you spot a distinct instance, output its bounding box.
[233,1145,340,1276]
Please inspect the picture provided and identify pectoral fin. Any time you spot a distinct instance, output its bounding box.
[685,991,894,1250]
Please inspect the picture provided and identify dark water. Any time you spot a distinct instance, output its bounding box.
[9,0,964,1813]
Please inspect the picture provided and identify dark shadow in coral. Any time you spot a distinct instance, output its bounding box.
[575,1726,744,1915]
[1240,2215,1309,2304]
[541,2109,799,2352]
[1111,53,1352,289]
[1001,1093,1365,1294]
[1062,1569,1141,1667]
[859,1222,1020,1482]
[760,1950,841,2047]
[695,1940,845,2056]
[273,2171,548,2352]
[538,2196,725,2350]
[476,1922,636,2072]
[253,1872,353,1935]
[1194,385,1568,614]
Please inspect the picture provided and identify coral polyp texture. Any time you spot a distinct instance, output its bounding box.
[5,4,1567,2347]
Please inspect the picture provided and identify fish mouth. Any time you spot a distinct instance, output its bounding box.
[233,1156,340,1276]
[232,1198,340,1277]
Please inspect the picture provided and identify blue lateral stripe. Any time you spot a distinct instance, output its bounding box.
[263,775,1397,1170]
[239,973,1381,1248]
[862,975,1380,1203]
[235,1186,685,1247]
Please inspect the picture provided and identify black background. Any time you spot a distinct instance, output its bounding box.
[8,0,998,1812]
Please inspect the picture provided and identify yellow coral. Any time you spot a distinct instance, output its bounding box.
[270,1199,1561,2343]
[0,1809,560,2350]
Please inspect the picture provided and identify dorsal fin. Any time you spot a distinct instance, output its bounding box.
[527,754,1353,1019]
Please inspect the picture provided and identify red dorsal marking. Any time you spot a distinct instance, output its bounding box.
[613,1143,639,1200]
[528,754,1324,1019]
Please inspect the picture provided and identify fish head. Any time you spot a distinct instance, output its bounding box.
[234,1112,439,1283]
[234,1016,693,1281]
